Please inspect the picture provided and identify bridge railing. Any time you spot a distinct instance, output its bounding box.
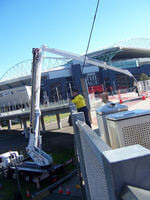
[0,99,70,117]
[40,99,70,110]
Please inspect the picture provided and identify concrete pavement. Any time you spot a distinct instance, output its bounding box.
[90,92,150,129]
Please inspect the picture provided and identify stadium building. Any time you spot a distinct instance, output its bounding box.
[0,38,150,107]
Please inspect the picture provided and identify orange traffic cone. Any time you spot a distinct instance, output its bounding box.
[66,187,70,195]
[26,189,30,198]
[142,92,146,100]
[58,185,63,194]
[118,94,123,104]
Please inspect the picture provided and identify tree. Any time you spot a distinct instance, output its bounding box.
[140,73,150,81]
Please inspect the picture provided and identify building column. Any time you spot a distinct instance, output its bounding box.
[8,120,12,130]
[71,64,82,93]
[61,77,67,100]
[22,120,28,139]
[20,121,23,129]
[41,115,46,132]
[56,114,62,129]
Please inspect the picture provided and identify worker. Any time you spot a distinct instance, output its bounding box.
[71,89,91,128]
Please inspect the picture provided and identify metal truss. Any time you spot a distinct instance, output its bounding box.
[1,38,149,82]
[0,57,70,82]
[91,38,150,64]
[93,50,119,63]
[112,37,150,49]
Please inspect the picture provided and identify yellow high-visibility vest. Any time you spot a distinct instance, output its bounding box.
[71,94,86,109]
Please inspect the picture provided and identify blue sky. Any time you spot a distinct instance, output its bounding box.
[1,0,150,78]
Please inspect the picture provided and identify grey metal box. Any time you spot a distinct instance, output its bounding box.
[96,102,128,146]
[106,109,150,149]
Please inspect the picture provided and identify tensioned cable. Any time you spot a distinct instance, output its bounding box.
[81,0,100,73]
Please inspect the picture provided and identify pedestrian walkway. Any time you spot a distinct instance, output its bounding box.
[127,98,150,110]
[90,92,150,129]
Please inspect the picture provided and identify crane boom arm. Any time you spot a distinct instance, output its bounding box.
[41,45,134,78]
[26,48,53,167]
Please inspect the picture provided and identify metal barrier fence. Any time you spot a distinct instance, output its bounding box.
[76,120,111,200]
[70,106,150,200]
[70,103,111,200]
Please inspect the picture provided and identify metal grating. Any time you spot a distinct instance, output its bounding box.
[107,112,150,149]
[77,121,110,200]
[121,122,150,149]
